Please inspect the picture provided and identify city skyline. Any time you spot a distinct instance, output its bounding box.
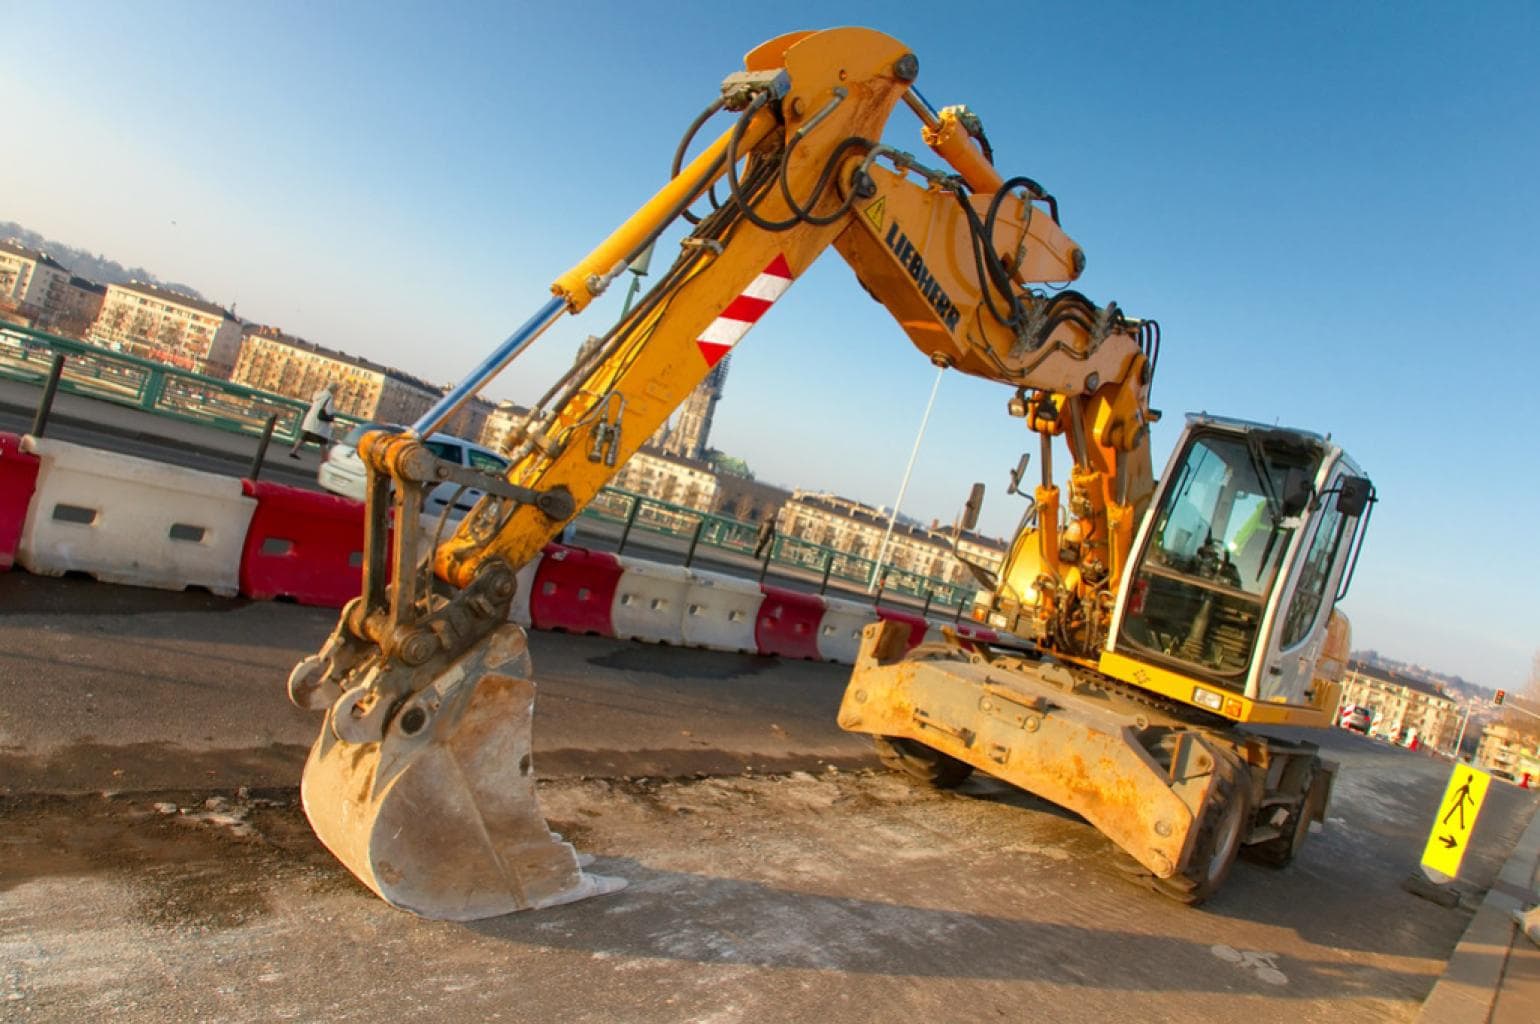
[3,2,1536,688]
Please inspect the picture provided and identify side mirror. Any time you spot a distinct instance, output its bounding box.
[1282,467,1314,517]
[962,483,985,531]
[1006,452,1030,496]
[1336,475,1374,517]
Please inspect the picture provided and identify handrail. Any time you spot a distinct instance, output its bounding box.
[0,322,980,610]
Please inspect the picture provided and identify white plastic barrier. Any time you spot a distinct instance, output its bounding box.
[816,595,876,664]
[19,437,256,596]
[679,569,763,653]
[610,558,693,644]
[508,551,544,627]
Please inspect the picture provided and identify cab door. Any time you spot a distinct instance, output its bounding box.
[1255,466,1361,703]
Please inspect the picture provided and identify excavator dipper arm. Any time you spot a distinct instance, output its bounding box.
[289,27,1158,919]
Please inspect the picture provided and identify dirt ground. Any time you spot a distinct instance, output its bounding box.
[5,761,1529,1024]
[2,576,1535,1024]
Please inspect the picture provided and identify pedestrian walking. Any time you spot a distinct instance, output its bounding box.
[753,517,776,560]
[289,384,336,458]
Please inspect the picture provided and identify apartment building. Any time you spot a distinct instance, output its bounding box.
[231,325,492,436]
[480,400,532,452]
[48,277,107,337]
[88,281,242,377]
[0,240,71,323]
[1475,724,1540,782]
[1339,661,1462,751]
[611,449,721,512]
[779,490,1006,586]
[233,325,435,424]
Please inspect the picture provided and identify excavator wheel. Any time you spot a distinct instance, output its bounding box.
[1244,756,1325,869]
[873,736,975,789]
[1151,745,1253,905]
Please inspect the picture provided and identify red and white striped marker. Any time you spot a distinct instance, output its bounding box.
[695,254,793,368]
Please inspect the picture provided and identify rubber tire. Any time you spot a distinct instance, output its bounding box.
[873,736,974,789]
[1153,746,1252,906]
[1245,759,1323,869]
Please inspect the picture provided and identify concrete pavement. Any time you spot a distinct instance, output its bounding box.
[1417,799,1540,1024]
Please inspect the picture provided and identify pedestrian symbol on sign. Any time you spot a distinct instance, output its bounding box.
[1421,763,1491,881]
[1441,777,1476,832]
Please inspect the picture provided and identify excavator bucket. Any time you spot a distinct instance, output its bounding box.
[299,624,625,920]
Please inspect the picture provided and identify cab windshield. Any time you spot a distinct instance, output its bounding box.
[1118,430,1318,688]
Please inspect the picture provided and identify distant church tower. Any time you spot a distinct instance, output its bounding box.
[652,356,729,461]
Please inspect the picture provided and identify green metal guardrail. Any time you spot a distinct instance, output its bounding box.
[0,322,365,442]
[585,487,976,613]
[0,322,977,612]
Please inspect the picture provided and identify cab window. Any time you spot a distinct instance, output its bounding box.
[1279,495,1350,649]
[1117,430,1318,687]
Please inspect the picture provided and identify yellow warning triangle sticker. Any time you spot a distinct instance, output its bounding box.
[863,196,886,232]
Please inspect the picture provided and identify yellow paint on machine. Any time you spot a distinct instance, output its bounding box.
[1420,763,1491,881]
[1096,649,1334,728]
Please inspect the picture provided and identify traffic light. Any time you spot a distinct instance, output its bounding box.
[1495,689,1506,706]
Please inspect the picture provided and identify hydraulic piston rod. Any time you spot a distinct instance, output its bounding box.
[411,295,567,438]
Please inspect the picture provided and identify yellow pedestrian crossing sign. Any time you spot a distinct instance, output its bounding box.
[1421,763,1491,880]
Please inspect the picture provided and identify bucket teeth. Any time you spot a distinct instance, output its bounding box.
[300,624,626,920]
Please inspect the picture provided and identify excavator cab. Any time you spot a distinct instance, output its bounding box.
[1104,414,1374,714]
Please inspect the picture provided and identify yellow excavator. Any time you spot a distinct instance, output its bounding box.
[286,27,1375,918]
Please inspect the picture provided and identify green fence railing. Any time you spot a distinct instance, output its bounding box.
[0,321,977,612]
[0,322,365,442]
[584,487,977,613]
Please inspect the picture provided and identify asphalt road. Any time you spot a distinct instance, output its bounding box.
[1,574,1535,1023]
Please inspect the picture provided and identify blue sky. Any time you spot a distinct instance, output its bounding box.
[3,1,1536,688]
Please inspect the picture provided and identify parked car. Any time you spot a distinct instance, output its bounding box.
[317,422,509,519]
[1340,705,1372,734]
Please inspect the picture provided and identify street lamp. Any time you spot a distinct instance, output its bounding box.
[868,363,945,593]
[619,242,656,318]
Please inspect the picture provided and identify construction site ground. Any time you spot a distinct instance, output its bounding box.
[2,574,1535,1024]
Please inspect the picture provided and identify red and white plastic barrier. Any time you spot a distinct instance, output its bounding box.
[239,480,367,606]
[680,569,762,653]
[6,432,990,665]
[0,432,40,572]
[528,545,624,636]
[816,595,875,664]
[19,437,255,596]
[610,557,694,645]
[754,585,826,661]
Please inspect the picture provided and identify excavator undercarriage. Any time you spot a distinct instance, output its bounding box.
[841,620,1335,904]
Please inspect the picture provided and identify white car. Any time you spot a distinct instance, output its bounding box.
[317,422,510,520]
[1339,705,1372,734]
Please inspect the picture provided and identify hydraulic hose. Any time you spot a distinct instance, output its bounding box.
[672,98,726,225]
